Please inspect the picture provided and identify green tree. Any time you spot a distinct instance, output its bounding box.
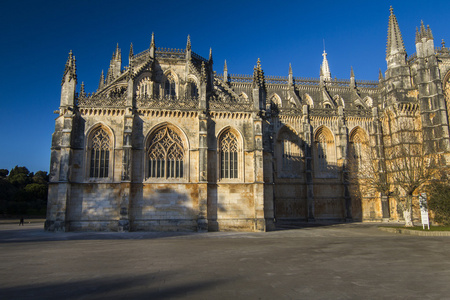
[427,180,450,225]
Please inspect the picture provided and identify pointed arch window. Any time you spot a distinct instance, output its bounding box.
[314,127,336,177]
[278,131,303,177]
[186,80,198,98]
[164,74,176,98]
[349,128,369,172]
[137,76,153,98]
[147,127,184,178]
[317,134,328,172]
[219,131,238,179]
[89,128,111,178]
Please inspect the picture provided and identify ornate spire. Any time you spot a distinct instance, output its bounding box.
[442,39,446,48]
[98,70,105,90]
[129,43,134,59]
[208,47,213,64]
[62,50,77,85]
[417,21,434,42]
[350,66,355,78]
[253,58,265,88]
[80,82,86,98]
[224,59,228,72]
[201,61,206,81]
[321,50,331,81]
[150,32,155,48]
[186,35,191,50]
[115,43,121,60]
[427,25,433,40]
[289,63,292,75]
[379,69,384,81]
[386,6,406,58]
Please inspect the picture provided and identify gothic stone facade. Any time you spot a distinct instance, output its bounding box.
[46,8,450,231]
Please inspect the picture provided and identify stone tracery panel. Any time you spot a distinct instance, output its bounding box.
[147,127,184,179]
[89,128,111,178]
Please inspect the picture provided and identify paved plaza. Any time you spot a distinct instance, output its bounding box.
[0,221,449,299]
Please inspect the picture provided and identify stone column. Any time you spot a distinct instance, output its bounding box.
[303,105,315,221]
[253,115,266,231]
[197,112,208,232]
[119,113,133,232]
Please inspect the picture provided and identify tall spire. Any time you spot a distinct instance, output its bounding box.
[386,6,406,59]
[321,50,331,81]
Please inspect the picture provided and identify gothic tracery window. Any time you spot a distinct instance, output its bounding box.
[186,80,198,98]
[316,134,328,172]
[89,128,111,178]
[314,127,335,176]
[279,131,303,177]
[147,127,184,179]
[349,128,369,175]
[164,74,176,98]
[137,76,151,97]
[219,130,238,179]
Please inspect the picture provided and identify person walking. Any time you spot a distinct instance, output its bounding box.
[19,216,24,226]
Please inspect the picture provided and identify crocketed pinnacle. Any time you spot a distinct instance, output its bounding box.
[321,50,331,80]
[186,35,191,50]
[115,43,121,60]
[80,82,86,98]
[289,63,292,75]
[253,58,265,88]
[98,70,105,90]
[208,47,213,63]
[201,61,206,81]
[350,66,355,78]
[416,21,434,43]
[224,60,227,71]
[129,43,134,58]
[150,32,155,48]
[62,50,77,85]
[386,6,406,58]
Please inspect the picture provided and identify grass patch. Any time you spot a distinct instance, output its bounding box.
[384,226,450,231]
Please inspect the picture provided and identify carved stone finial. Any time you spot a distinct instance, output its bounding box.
[442,39,446,48]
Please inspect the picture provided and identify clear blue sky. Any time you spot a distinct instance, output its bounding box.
[1,0,449,173]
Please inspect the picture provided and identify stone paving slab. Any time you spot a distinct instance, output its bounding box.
[1,222,449,299]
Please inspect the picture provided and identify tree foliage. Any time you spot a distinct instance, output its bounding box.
[0,166,48,216]
[427,180,450,226]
